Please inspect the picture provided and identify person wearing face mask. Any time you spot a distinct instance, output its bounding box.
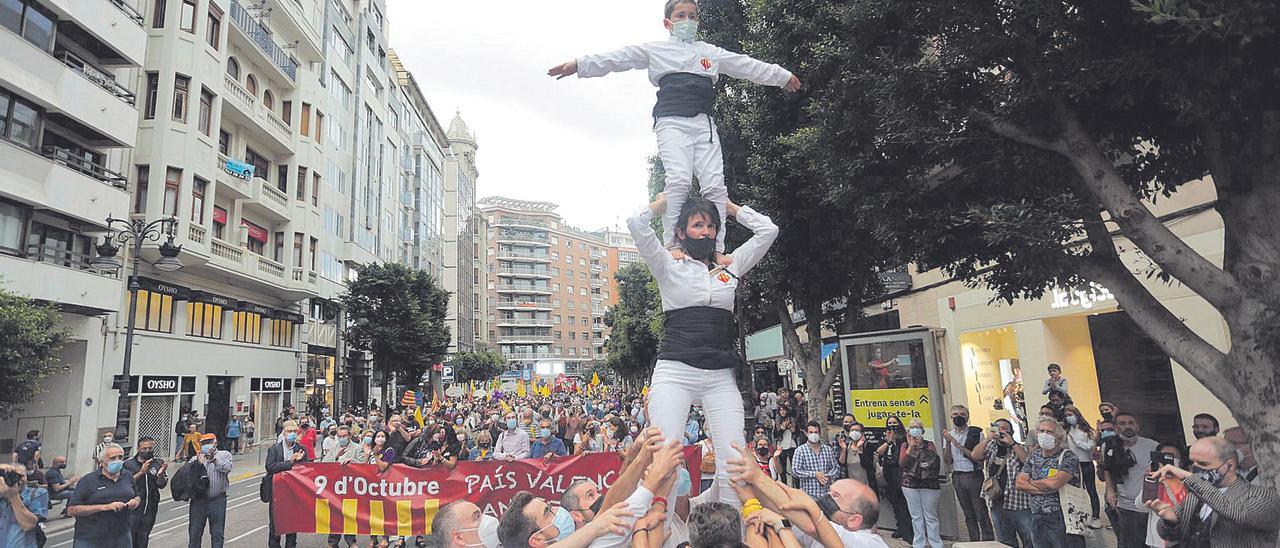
[1062,405,1102,529]
[470,431,495,462]
[1015,418,1085,548]
[433,500,501,548]
[188,433,232,548]
[122,436,167,548]
[1105,412,1158,548]
[791,421,840,501]
[266,420,309,548]
[1221,426,1259,484]
[1190,413,1219,440]
[899,418,943,548]
[876,416,913,541]
[752,438,781,481]
[1139,441,1187,547]
[970,418,1035,547]
[44,455,78,516]
[531,420,569,460]
[1148,435,1280,547]
[496,412,531,461]
[941,405,993,542]
[68,444,139,547]
[321,426,364,465]
[93,431,117,467]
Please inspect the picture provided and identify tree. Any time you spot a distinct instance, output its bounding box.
[0,285,71,419]
[339,263,451,400]
[453,351,505,385]
[709,0,1280,490]
[696,0,898,428]
[604,263,663,386]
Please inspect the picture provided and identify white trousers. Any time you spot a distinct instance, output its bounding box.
[648,359,744,505]
[654,114,728,253]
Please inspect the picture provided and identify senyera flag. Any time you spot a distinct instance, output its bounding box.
[272,448,702,536]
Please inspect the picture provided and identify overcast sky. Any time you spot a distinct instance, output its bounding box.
[386,0,667,232]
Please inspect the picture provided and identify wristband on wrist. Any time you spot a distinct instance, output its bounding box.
[652,497,668,509]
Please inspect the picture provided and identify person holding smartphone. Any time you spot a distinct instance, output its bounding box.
[1139,442,1186,547]
[971,419,1035,547]
[877,416,913,541]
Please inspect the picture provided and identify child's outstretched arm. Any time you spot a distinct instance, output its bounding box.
[548,46,649,80]
[712,47,801,91]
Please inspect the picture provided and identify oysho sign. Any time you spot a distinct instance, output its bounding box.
[142,376,180,394]
[262,378,284,391]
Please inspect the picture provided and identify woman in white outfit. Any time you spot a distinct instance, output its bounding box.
[626,191,778,506]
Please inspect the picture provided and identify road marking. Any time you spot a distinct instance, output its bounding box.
[227,524,268,542]
[49,491,264,541]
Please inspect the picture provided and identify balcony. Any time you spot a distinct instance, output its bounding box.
[592,305,606,316]
[498,335,554,344]
[0,139,129,228]
[494,233,550,246]
[495,249,550,262]
[221,74,293,153]
[56,51,135,105]
[590,264,604,273]
[502,352,554,361]
[592,324,604,332]
[495,318,554,328]
[495,300,553,311]
[496,284,552,295]
[229,0,300,82]
[497,267,551,278]
[0,29,137,147]
[590,278,604,288]
[214,153,252,200]
[244,177,290,221]
[593,339,606,347]
[58,0,148,66]
[590,249,605,259]
[492,217,548,229]
[201,238,318,300]
[265,0,323,63]
[0,245,122,312]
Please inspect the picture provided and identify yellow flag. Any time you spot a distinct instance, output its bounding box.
[517,380,527,397]
[499,400,512,414]
[591,372,601,386]
[642,385,649,397]
[414,405,424,428]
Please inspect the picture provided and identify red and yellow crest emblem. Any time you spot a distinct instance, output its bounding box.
[717,272,731,284]
[701,57,712,70]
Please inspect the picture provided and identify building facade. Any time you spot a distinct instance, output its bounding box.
[0,0,463,470]
[442,114,480,353]
[480,197,631,377]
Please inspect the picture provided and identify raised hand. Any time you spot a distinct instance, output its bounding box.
[548,60,578,79]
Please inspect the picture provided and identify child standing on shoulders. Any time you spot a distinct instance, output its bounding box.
[548,0,800,264]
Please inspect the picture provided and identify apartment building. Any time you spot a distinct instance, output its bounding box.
[0,0,468,469]
[0,0,148,470]
[443,113,480,353]
[480,197,625,375]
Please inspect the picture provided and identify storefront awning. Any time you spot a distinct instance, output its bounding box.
[189,290,236,308]
[137,277,190,299]
[237,301,274,316]
[275,310,305,323]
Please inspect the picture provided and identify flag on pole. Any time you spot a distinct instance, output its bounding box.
[591,372,601,387]
[517,380,527,398]
[400,390,415,407]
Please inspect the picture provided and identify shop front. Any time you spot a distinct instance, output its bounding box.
[251,377,291,438]
[126,375,197,458]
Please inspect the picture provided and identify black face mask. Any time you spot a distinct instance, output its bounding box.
[815,494,840,520]
[952,416,967,427]
[681,236,716,261]
[137,451,154,461]
[589,495,605,515]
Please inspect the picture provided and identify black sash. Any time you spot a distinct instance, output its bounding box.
[652,72,716,119]
[656,306,739,370]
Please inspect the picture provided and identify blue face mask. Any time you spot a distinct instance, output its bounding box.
[669,19,698,42]
[202,443,215,454]
[552,506,576,541]
[908,427,925,438]
[1100,430,1116,439]
[286,432,299,443]
[674,466,692,497]
[363,436,373,445]
[338,437,351,447]
[456,418,464,425]
[106,460,124,474]
[540,429,553,440]
[507,419,518,430]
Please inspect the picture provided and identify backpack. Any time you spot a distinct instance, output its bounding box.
[170,460,210,502]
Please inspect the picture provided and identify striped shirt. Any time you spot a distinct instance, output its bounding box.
[197,450,234,498]
[791,442,841,500]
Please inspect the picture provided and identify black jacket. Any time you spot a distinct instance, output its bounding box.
[263,441,308,502]
[122,456,168,513]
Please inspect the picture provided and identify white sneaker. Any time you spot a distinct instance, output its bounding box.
[1089,518,1103,529]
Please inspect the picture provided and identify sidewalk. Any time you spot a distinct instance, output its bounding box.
[41,444,270,536]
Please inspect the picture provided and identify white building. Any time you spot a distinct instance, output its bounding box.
[442,113,481,354]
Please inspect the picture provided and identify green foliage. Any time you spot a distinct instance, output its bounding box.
[604,263,662,384]
[339,263,451,388]
[0,285,71,419]
[453,351,506,384]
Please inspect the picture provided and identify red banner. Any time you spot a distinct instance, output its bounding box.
[272,448,701,535]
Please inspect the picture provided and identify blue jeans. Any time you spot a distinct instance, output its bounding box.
[902,487,943,548]
[189,494,228,548]
[1031,509,1086,548]
[990,506,1035,547]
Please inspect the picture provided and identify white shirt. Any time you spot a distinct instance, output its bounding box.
[626,205,778,312]
[577,36,793,89]
[1067,427,1094,461]
[589,486,654,548]
[946,428,975,472]
[494,428,530,460]
[793,521,891,548]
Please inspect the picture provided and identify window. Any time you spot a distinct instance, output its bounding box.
[247,235,265,255]
[179,0,196,32]
[311,172,320,206]
[2,0,55,50]
[212,206,226,239]
[245,74,257,96]
[263,89,274,110]
[0,87,40,149]
[300,103,311,136]
[197,87,214,135]
[133,165,149,213]
[309,237,317,270]
[281,100,291,125]
[270,319,294,347]
[151,0,166,27]
[163,167,181,216]
[142,72,158,119]
[232,310,263,343]
[186,302,224,339]
[0,200,27,256]
[276,164,288,193]
[191,177,207,223]
[569,332,576,340]
[314,110,324,141]
[273,231,284,262]
[226,57,239,80]
[245,147,268,180]
[172,75,190,122]
[293,232,303,266]
[133,290,175,333]
[296,166,307,200]
[205,3,221,48]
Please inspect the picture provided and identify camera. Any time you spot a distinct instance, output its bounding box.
[1150,451,1179,472]
[1101,437,1136,482]
[2,468,22,488]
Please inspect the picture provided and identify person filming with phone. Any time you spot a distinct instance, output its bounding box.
[1147,435,1280,547]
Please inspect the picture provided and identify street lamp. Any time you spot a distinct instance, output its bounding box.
[93,215,183,440]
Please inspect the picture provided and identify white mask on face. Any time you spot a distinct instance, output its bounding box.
[807,433,821,444]
[1036,432,1057,451]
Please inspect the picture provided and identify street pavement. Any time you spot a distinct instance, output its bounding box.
[37,444,1121,547]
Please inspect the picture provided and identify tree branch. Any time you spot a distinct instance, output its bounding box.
[1054,101,1245,312]
[968,109,1067,154]
[1078,209,1232,396]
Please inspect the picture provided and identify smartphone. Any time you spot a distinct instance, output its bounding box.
[989,424,1000,434]
[1141,477,1161,503]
